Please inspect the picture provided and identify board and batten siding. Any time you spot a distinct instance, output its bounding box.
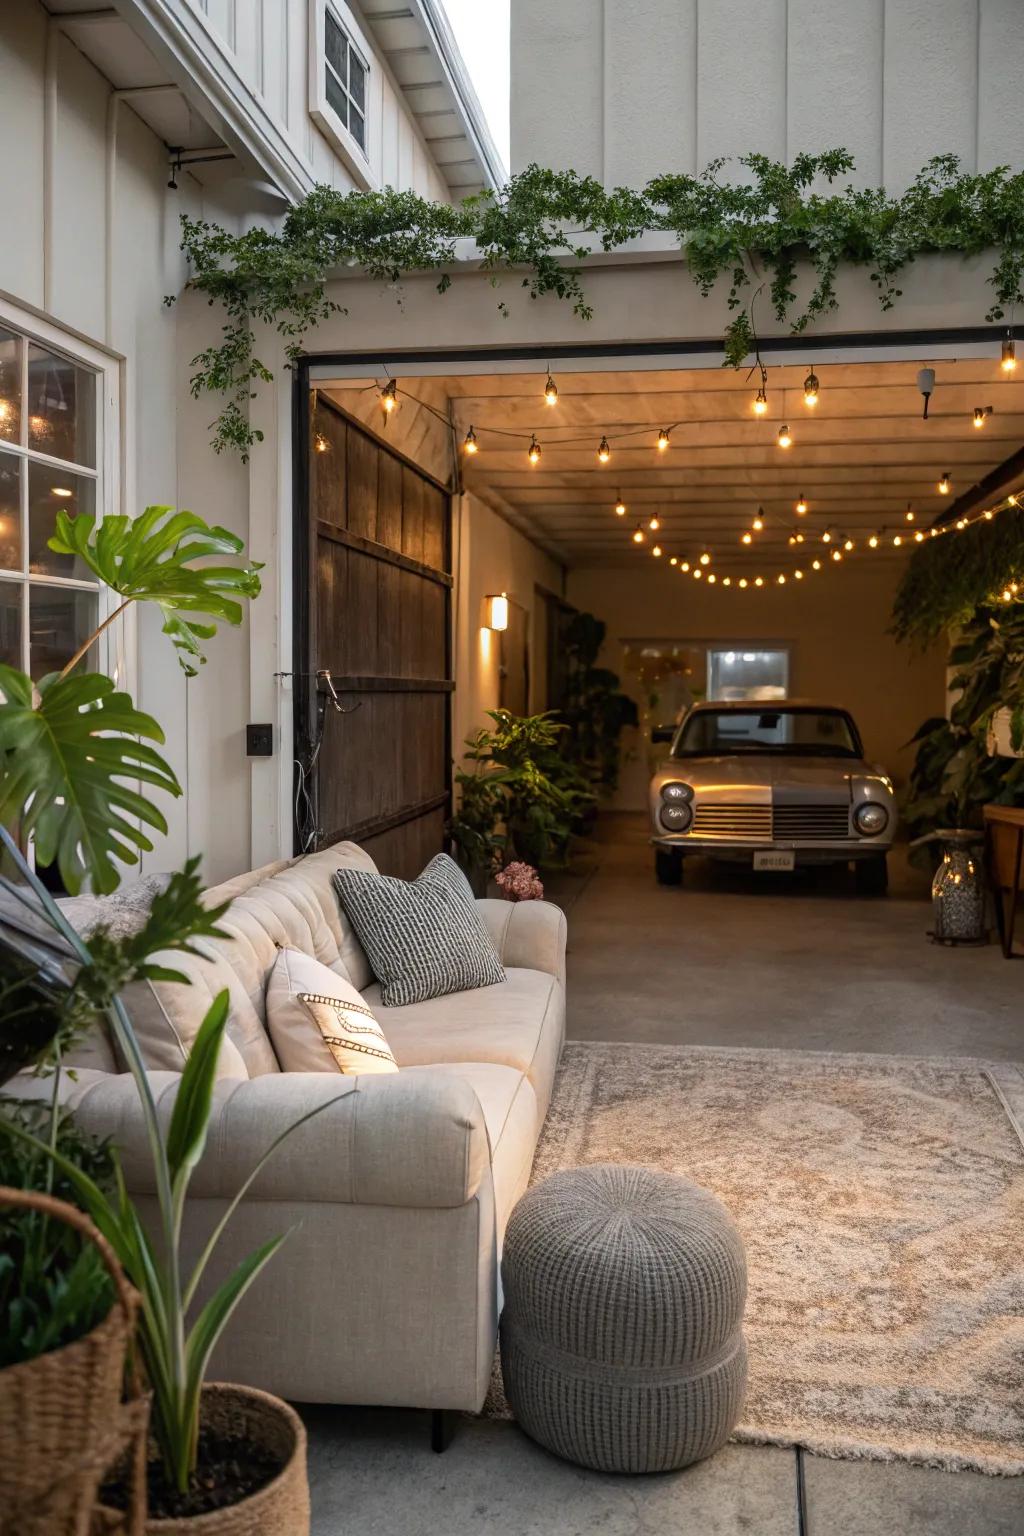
[512,0,1024,190]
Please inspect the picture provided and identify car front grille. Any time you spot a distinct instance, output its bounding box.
[689,803,853,840]
[692,804,772,839]
[772,804,852,840]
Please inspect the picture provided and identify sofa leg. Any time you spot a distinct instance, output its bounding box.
[430,1409,456,1453]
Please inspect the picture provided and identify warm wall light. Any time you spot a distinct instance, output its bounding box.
[463,425,478,454]
[777,424,792,449]
[803,369,819,406]
[483,592,509,631]
[938,472,952,495]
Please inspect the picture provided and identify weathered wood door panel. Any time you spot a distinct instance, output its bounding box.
[296,395,452,876]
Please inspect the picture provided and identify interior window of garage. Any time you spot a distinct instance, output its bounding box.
[707,648,789,702]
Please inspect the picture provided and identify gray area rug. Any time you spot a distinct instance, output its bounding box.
[486,1043,1024,1475]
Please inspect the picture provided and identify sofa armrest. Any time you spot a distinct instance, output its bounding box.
[475,897,566,988]
[23,1067,490,1210]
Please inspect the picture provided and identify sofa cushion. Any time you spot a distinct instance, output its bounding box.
[266,948,398,1075]
[365,967,565,1121]
[334,853,505,1007]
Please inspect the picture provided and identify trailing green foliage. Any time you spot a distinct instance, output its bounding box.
[892,503,1024,644]
[558,612,638,792]
[49,506,263,676]
[0,1104,115,1368]
[176,153,1024,455]
[901,606,1024,849]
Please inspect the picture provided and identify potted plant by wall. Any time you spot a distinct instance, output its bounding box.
[0,506,335,1531]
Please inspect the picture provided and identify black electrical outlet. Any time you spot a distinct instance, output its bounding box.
[246,723,274,757]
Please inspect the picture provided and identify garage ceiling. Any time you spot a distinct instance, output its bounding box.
[320,357,1024,569]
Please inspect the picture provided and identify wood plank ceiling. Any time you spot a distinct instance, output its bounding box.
[321,358,1024,569]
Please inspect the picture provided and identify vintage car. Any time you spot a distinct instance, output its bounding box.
[649,700,896,893]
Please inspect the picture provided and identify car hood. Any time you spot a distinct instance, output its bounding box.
[658,754,885,800]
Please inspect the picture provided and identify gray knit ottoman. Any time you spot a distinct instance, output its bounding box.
[499,1164,747,1473]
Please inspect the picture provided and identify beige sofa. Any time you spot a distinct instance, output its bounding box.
[18,843,567,1416]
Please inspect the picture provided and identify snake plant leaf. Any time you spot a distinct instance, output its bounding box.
[48,506,263,675]
[0,665,181,895]
[166,989,229,1194]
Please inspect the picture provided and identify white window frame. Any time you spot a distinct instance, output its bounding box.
[309,0,379,190]
[0,299,124,688]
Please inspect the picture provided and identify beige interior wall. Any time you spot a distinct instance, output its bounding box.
[452,492,564,763]
[566,560,947,813]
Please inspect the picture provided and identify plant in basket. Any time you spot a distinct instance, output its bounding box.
[0,506,333,1531]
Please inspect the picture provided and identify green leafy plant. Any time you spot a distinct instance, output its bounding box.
[558,612,638,792]
[176,153,1024,455]
[892,498,1024,644]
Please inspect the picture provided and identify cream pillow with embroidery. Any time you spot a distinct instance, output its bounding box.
[265,947,398,1075]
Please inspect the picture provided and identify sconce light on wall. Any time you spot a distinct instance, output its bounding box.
[483,592,509,632]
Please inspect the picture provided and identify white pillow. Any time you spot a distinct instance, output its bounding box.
[265,948,398,1075]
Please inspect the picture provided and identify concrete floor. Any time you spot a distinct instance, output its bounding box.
[303,814,1023,1534]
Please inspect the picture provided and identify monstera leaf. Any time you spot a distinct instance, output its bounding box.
[48,506,262,676]
[0,665,181,894]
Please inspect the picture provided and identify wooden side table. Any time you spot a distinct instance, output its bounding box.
[983,804,1024,958]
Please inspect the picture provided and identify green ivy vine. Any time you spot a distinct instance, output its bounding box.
[173,152,1024,458]
[892,503,1024,645]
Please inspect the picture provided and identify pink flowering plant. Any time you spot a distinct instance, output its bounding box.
[495,861,544,902]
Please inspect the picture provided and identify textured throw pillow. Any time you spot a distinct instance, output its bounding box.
[333,852,506,1007]
[265,947,398,1075]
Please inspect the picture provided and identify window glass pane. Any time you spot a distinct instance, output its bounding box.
[326,71,349,125]
[706,648,789,701]
[325,13,347,77]
[27,344,96,468]
[29,586,98,681]
[0,452,21,573]
[28,462,96,578]
[349,106,365,149]
[348,49,366,111]
[0,582,21,670]
[0,329,21,446]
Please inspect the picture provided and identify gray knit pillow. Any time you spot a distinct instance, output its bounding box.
[332,853,505,1006]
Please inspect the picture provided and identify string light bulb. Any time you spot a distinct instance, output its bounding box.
[652,544,663,558]
[752,508,765,531]
[777,573,787,585]
[463,425,478,455]
[632,524,645,544]
[707,572,717,584]
[803,369,820,406]
[821,529,832,544]
[614,492,626,516]
[657,428,671,452]
[722,577,731,587]
[597,436,611,463]
[812,559,822,570]
[739,578,748,589]
[314,432,330,453]
[669,556,678,566]
[528,435,542,465]
[868,533,879,548]
[893,533,903,547]
[380,379,398,414]
[794,569,804,580]
[905,505,915,522]
[832,549,843,562]
[1001,337,1016,373]
[544,373,558,405]
[753,385,768,416]
[742,531,753,545]
[648,515,661,531]
[699,550,711,566]
[915,530,925,542]
[693,567,703,579]
[777,424,792,449]
[938,472,951,495]
[973,404,992,428]
[844,537,854,552]
[680,561,690,573]
[754,576,764,587]
[796,494,808,515]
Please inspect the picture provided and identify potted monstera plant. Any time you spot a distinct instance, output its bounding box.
[0,506,332,1531]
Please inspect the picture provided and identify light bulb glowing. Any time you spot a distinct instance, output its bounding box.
[893,534,903,546]
[777,425,792,449]
[670,556,678,566]
[803,369,819,406]
[973,405,990,428]
[723,577,731,587]
[597,436,611,463]
[528,435,542,465]
[648,515,660,531]
[754,576,764,587]
[777,573,786,585]
[51,486,73,498]
[832,549,843,562]
[739,578,748,589]
[699,550,711,566]
[938,472,951,495]
[0,400,10,424]
[821,530,832,543]
[314,432,329,453]
[844,538,854,551]
[614,493,626,516]
[753,386,768,416]
[915,530,925,541]
[381,379,398,413]
[752,510,765,531]
[1001,338,1016,373]
[680,561,690,573]
[707,572,717,584]
[742,532,753,545]
[983,509,994,520]
[544,374,558,405]
[632,525,645,544]
[868,534,879,548]
[812,559,822,570]
[693,567,703,579]
[652,544,663,557]
[794,569,804,579]
[796,494,808,514]
[657,428,671,452]
[463,425,478,454]
[905,506,915,522]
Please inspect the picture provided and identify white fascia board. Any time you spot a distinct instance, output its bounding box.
[411,0,506,189]
[113,0,315,204]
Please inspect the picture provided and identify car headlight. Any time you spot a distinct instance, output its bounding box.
[659,802,693,832]
[854,802,889,835]
[661,781,694,803]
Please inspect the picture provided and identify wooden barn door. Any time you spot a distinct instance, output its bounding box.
[295,394,452,876]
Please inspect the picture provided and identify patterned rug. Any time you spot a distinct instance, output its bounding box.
[486,1043,1024,1475]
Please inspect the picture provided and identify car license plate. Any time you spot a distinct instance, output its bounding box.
[753,850,795,872]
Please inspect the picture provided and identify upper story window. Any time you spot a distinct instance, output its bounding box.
[324,9,368,152]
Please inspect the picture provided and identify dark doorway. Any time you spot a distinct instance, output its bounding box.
[294,394,452,876]
[499,598,530,715]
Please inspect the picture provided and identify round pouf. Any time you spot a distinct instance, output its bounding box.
[499,1164,747,1473]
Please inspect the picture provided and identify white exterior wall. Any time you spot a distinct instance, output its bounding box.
[0,0,456,885]
[512,0,1024,188]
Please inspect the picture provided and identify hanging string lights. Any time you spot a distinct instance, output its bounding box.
[614,492,626,516]
[973,405,993,428]
[1001,336,1016,373]
[796,494,808,515]
[632,524,645,544]
[752,508,765,532]
[597,436,611,463]
[905,504,915,522]
[777,424,793,449]
[463,425,478,454]
[544,371,558,405]
[380,378,398,414]
[938,472,952,495]
[803,369,820,406]
[657,427,671,451]
[528,435,542,465]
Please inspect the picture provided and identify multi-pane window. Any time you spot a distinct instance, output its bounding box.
[0,324,101,680]
[324,7,368,152]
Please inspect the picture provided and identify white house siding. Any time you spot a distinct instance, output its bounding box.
[512,0,1024,189]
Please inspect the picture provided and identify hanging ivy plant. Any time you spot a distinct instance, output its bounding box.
[173,153,1024,458]
[892,503,1024,645]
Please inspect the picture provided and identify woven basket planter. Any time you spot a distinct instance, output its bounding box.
[0,1186,147,1536]
[96,1385,309,1536]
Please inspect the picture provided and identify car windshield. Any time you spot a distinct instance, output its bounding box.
[673,707,860,758]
